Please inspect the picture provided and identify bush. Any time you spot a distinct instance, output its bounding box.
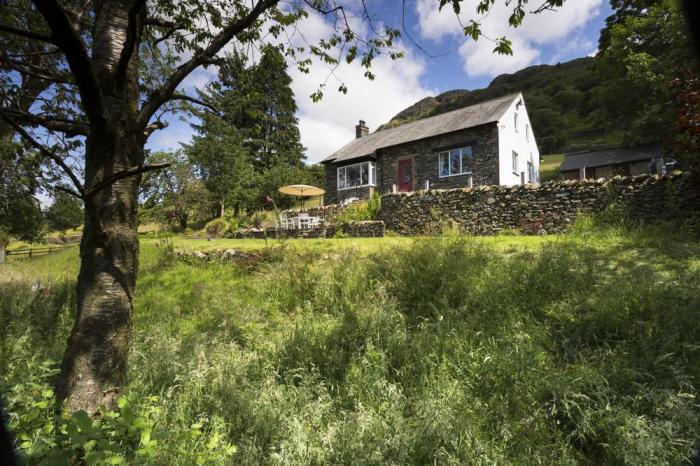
[336,193,381,223]
[204,218,229,237]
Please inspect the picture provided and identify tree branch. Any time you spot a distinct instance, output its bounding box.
[0,22,55,43]
[0,55,73,85]
[137,0,279,128]
[31,0,106,128]
[84,162,171,198]
[144,120,168,137]
[169,93,219,112]
[0,110,85,196]
[145,17,177,28]
[115,0,147,82]
[2,108,88,136]
[54,185,84,200]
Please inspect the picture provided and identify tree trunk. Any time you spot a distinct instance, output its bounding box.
[56,0,145,413]
[178,213,188,232]
[56,135,143,414]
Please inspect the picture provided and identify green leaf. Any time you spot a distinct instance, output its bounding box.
[493,37,513,55]
[107,455,125,465]
[71,410,92,429]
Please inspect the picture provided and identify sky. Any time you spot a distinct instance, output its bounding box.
[146,0,613,165]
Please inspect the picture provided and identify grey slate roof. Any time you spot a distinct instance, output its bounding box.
[322,93,520,164]
[560,144,663,171]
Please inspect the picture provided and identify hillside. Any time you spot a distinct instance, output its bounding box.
[381,57,617,153]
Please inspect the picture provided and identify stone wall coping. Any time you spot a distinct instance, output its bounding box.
[381,171,688,199]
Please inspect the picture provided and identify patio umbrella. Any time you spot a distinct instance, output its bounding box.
[278,184,325,208]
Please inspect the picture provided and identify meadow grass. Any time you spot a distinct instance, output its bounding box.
[540,154,564,182]
[1,222,699,465]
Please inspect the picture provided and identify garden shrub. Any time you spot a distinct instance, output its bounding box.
[204,218,229,237]
[336,192,381,223]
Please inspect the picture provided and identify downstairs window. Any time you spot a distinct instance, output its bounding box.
[337,161,376,190]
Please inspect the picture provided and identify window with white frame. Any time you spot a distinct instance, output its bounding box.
[525,124,530,141]
[514,112,518,132]
[438,146,473,177]
[337,161,376,190]
[512,150,519,174]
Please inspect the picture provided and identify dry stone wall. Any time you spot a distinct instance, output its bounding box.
[381,172,699,235]
[338,220,385,237]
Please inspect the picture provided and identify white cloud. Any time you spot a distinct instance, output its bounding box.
[291,45,433,163]
[458,34,540,77]
[416,0,603,77]
[281,9,434,163]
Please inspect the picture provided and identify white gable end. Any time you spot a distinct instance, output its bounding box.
[496,94,540,185]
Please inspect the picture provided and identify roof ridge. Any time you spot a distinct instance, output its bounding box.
[372,91,520,135]
[563,142,663,157]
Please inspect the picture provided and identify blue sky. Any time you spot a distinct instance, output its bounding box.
[146,0,613,164]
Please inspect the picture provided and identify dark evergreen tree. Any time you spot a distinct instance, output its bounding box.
[215,44,305,172]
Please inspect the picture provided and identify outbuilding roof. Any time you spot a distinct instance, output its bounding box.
[322,93,520,164]
[560,144,663,171]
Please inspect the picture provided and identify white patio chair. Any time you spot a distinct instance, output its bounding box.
[297,212,310,230]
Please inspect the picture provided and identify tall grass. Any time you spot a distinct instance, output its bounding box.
[1,225,699,464]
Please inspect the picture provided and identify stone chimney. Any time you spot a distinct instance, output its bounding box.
[355,120,369,139]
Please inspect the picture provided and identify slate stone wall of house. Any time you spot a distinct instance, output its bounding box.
[377,123,500,193]
[323,164,339,204]
[381,172,699,235]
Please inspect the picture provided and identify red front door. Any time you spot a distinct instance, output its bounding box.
[398,158,413,192]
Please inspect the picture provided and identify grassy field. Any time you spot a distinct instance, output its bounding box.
[2,221,700,464]
[540,154,564,182]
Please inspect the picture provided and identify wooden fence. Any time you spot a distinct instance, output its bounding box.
[5,245,66,259]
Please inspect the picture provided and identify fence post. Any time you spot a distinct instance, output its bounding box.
[29,248,32,258]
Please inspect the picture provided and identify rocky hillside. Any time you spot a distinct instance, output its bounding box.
[381,57,615,153]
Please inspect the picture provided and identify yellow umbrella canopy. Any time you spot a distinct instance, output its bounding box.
[278,184,325,197]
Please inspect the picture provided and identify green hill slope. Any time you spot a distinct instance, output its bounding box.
[381,57,617,154]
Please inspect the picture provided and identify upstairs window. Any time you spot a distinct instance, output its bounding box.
[438,146,473,177]
[514,112,518,132]
[337,161,376,190]
[512,150,519,174]
[525,124,530,141]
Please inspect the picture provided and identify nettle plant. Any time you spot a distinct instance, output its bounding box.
[0,0,571,414]
[8,361,235,464]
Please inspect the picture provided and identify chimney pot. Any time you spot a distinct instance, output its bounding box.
[355,120,369,139]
